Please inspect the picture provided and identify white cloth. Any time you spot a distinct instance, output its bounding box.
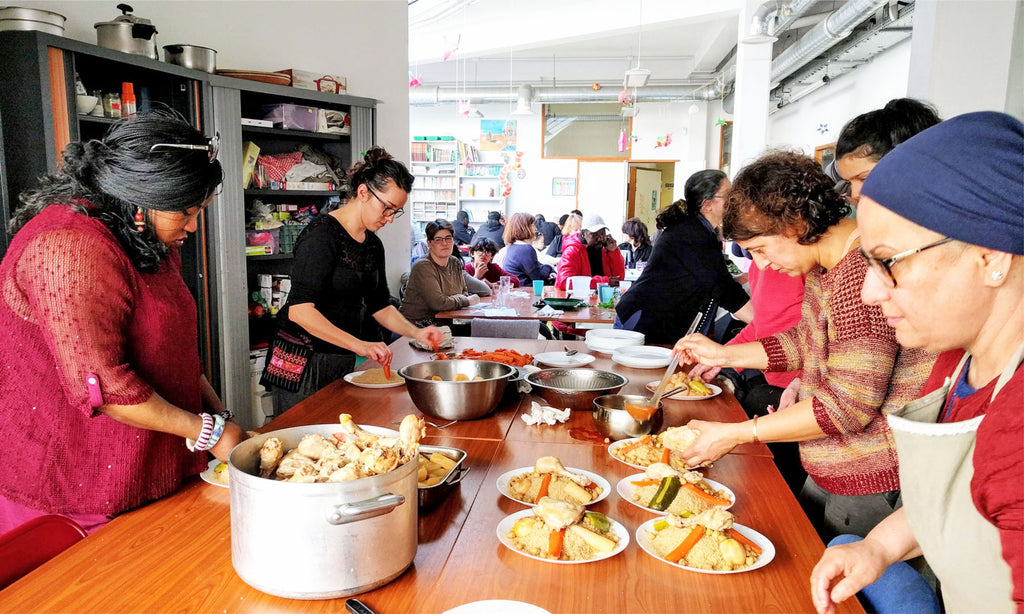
[479,307,518,317]
[535,306,563,317]
[521,401,571,425]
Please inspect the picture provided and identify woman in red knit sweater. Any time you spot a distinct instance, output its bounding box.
[673,152,936,539]
[0,112,246,534]
[812,112,1022,614]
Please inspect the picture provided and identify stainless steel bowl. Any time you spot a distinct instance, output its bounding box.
[398,360,515,421]
[163,44,217,73]
[592,394,664,440]
[526,368,627,411]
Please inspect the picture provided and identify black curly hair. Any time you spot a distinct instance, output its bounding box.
[835,98,941,161]
[723,151,850,245]
[11,109,223,272]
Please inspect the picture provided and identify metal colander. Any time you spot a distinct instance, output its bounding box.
[526,368,627,410]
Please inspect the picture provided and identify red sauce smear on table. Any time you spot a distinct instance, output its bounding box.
[569,428,609,443]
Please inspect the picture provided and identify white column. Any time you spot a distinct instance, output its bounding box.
[731,0,773,176]
[907,0,1023,118]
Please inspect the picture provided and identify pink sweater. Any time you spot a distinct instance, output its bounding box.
[759,250,936,496]
[728,265,805,388]
[0,206,207,516]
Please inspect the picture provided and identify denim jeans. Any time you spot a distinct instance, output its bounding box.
[827,535,940,614]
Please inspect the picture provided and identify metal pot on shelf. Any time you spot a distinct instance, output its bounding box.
[163,44,216,73]
[0,6,66,35]
[228,424,417,600]
[94,3,158,60]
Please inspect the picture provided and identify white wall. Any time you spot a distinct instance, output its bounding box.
[19,0,412,289]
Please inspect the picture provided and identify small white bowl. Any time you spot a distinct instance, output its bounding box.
[76,94,98,115]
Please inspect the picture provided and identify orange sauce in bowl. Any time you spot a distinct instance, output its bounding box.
[624,402,658,422]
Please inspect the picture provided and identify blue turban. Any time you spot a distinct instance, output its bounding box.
[861,111,1023,255]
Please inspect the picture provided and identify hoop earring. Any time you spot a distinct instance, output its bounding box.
[134,207,145,232]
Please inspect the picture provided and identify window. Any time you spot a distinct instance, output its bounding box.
[542,103,629,159]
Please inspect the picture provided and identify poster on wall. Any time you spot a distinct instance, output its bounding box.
[480,119,517,151]
[552,177,576,196]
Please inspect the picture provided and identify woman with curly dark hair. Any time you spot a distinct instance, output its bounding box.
[673,152,937,540]
[271,147,442,413]
[0,111,246,534]
[615,169,752,344]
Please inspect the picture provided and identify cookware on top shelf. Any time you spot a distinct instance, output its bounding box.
[94,3,159,60]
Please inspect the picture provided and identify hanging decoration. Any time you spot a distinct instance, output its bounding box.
[617,88,634,104]
[408,72,422,87]
[715,117,728,127]
[497,151,522,198]
[457,99,471,118]
[618,129,627,152]
[442,33,461,61]
[654,133,673,148]
[817,123,829,134]
[592,83,602,91]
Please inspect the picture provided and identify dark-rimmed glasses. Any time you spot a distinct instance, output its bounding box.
[365,185,405,219]
[859,236,953,288]
[430,235,454,244]
[149,133,220,162]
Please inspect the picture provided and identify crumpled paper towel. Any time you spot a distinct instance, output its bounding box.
[521,401,571,425]
[536,305,564,317]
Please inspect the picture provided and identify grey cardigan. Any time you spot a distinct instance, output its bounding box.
[400,255,471,324]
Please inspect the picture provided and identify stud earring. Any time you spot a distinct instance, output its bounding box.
[134,207,145,232]
[992,270,1004,281]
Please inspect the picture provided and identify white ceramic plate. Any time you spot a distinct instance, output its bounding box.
[497,509,629,564]
[199,459,229,488]
[611,346,672,369]
[343,371,405,388]
[533,352,596,368]
[584,329,644,354]
[615,473,734,514]
[444,601,551,614]
[645,381,722,400]
[635,519,775,574]
[606,438,653,470]
[496,467,610,506]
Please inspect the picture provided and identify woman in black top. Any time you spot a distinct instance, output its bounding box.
[615,170,752,344]
[620,217,653,269]
[274,148,442,414]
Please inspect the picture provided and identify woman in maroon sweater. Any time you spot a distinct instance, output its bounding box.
[0,112,245,534]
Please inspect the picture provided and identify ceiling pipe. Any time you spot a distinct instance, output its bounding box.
[409,84,716,106]
[769,0,889,85]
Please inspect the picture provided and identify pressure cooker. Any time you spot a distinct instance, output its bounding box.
[228,424,418,600]
[94,3,158,60]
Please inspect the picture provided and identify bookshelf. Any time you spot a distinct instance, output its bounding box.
[410,138,507,227]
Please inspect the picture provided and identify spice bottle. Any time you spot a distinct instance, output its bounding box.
[121,83,136,117]
[103,92,122,118]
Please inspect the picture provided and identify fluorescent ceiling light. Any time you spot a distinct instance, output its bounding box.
[623,68,650,88]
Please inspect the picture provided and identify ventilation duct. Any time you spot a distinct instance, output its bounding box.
[409,84,719,107]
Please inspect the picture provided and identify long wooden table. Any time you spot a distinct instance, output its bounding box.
[0,338,863,614]
[437,287,617,324]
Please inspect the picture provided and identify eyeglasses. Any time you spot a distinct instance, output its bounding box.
[431,235,455,244]
[859,237,953,288]
[365,185,405,219]
[149,133,220,162]
[834,180,852,197]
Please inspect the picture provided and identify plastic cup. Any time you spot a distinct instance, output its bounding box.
[532,279,544,296]
[598,284,614,303]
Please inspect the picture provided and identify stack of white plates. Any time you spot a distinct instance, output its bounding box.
[584,329,644,354]
[611,345,672,369]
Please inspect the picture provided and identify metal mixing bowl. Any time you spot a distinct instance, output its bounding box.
[592,394,664,440]
[398,360,515,421]
[526,368,627,411]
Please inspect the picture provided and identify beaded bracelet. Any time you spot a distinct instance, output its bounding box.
[186,413,215,452]
[205,414,227,451]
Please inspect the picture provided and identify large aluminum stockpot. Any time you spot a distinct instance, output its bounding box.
[229,424,417,600]
[94,4,159,60]
[0,6,66,35]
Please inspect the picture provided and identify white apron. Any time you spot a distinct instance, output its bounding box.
[887,343,1023,614]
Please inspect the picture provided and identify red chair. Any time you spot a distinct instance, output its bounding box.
[0,515,87,590]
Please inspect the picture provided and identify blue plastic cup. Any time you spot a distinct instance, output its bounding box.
[532,279,544,296]
[598,284,614,303]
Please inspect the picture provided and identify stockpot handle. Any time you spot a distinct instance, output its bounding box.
[325,493,405,526]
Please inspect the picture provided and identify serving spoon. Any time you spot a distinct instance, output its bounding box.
[626,312,702,421]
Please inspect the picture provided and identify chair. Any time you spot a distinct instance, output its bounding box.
[471,319,542,339]
[0,514,87,590]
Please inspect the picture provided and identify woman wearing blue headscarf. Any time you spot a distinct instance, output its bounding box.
[811,112,1023,614]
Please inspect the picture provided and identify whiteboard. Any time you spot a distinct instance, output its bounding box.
[577,161,628,235]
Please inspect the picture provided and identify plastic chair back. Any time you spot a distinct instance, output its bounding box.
[0,514,86,589]
[471,319,541,339]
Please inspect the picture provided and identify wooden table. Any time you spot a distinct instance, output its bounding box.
[437,287,617,325]
[0,338,862,614]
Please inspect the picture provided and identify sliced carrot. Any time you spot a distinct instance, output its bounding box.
[619,435,653,454]
[660,448,671,464]
[682,483,733,507]
[725,528,762,556]
[630,479,660,487]
[537,473,552,499]
[382,362,391,380]
[549,528,566,558]
[666,525,705,563]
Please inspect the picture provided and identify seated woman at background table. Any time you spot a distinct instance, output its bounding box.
[672,153,936,540]
[0,111,245,534]
[615,170,752,344]
[546,212,580,259]
[811,112,1023,614]
[501,212,555,286]
[274,149,441,414]
[619,217,653,269]
[401,218,480,326]
[554,214,625,290]
[465,237,519,288]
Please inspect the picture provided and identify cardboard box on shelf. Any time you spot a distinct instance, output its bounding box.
[280,69,347,94]
[316,108,350,134]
